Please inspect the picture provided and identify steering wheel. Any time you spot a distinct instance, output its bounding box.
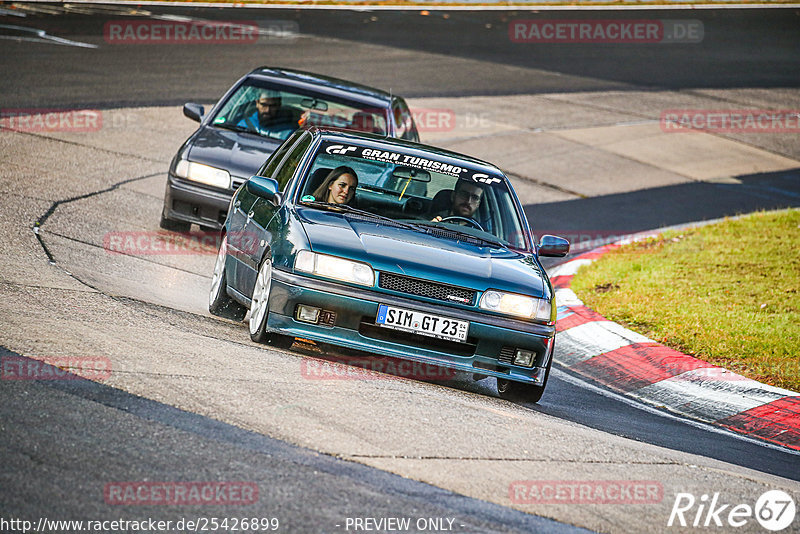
[440,216,484,231]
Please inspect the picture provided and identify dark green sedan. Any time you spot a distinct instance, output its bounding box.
[209,127,569,402]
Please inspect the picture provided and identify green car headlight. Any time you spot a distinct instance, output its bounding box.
[295,250,375,287]
[480,290,551,321]
[175,160,231,189]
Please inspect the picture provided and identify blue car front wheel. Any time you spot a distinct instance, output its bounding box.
[249,258,273,343]
[249,258,293,348]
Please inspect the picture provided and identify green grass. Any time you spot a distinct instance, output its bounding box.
[570,209,800,392]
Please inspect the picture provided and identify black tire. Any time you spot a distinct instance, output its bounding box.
[209,235,247,321]
[267,333,295,349]
[497,346,553,403]
[497,379,546,403]
[159,213,191,233]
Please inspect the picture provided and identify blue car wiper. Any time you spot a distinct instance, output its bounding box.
[302,201,419,231]
[414,222,506,249]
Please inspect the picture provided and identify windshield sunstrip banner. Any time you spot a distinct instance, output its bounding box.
[321,141,502,185]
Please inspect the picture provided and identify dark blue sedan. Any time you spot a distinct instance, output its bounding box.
[161,67,419,232]
[209,127,569,402]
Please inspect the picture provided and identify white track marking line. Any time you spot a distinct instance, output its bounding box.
[0,24,98,48]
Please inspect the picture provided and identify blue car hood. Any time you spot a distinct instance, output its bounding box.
[298,208,546,298]
[186,125,282,181]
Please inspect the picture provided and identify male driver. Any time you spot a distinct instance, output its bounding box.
[432,180,485,224]
[238,89,297,135]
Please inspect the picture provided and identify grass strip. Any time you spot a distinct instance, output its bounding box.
[571,209,800,392]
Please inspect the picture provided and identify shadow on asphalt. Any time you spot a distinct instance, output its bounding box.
[0,348,587,533]
[528,168,800,265]
[291,343,800,482]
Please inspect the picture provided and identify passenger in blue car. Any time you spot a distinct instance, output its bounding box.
[238,90,298,135]
[312,166,359,205]
[431,180,493,233]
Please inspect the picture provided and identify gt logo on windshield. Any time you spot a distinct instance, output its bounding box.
[326,145,358,155]
[472,173,501,185]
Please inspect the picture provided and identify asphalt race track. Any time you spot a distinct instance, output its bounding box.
[1,4,800,533]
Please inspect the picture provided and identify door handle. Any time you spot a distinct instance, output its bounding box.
[247,210,254,221]
[234,200,241,209]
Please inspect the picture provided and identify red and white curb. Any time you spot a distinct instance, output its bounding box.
[549,243,800,452]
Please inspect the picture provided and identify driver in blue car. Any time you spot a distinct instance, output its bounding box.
[238,90,298,135]
[431,180,492,232]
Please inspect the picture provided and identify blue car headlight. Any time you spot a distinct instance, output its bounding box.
[295,250,375,287]
[175,160,231,189]
[480,290,552,322]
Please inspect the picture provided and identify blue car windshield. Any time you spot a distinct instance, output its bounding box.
[211,81,390,141]
[299,141,529,250]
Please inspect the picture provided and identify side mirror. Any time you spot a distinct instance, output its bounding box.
[246,175,281,205]
[538,235,570,257]
[183,103,205,123]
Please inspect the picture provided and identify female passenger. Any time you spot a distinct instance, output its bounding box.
[312,166,358,205]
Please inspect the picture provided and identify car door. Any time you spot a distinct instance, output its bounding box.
[228,130,302,293]
[240,131,313,298]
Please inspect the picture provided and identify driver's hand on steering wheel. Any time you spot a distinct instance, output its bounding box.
[431,216,443,222]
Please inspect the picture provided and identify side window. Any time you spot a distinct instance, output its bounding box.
[393,99,419,142]
[273,133,312,191]
[258,130,304,179]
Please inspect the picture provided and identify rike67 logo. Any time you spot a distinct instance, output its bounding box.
[668,490,796,531]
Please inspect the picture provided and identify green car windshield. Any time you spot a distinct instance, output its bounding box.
[211,81,390,141]
[299,141,529,251]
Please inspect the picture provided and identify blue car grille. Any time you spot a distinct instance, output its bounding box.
[378,272,476,305]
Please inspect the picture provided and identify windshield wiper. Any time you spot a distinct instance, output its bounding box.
[215,123,255,135]
[301,202,503,246]
[302,201,419,230]
[415,222,506,248]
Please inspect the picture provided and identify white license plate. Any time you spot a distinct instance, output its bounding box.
[376,304,469,342]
